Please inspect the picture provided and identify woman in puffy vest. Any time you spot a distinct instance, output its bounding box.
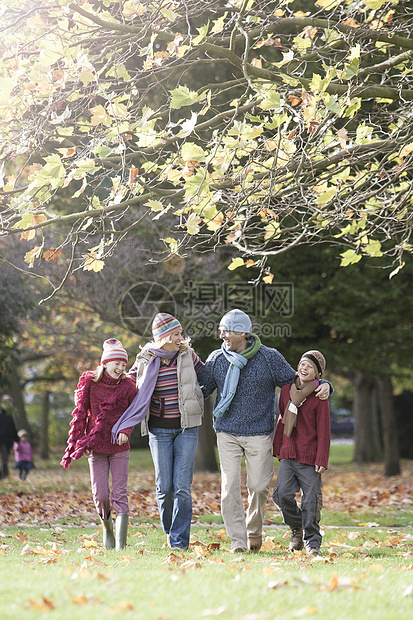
[112,313,204,550]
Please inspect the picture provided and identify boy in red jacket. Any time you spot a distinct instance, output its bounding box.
[272,350,330,556]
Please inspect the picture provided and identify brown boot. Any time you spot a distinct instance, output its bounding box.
[248,535,262,552]
[289,528,303,551]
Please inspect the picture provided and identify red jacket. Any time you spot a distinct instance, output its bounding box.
[61,370,137,468]
[273,383,331,470]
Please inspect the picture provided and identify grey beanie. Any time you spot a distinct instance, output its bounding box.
[219,309,252,333]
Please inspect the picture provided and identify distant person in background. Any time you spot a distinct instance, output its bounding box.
[13,429,34,480]
[0,396,19,479]
[272,350,330,556]
[61,339,137,550]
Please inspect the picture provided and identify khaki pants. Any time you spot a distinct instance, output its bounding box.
[217,432,274,550]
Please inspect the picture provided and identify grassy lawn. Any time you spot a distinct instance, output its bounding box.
[1,444,413,619]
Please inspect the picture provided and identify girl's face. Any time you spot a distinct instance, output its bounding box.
[104,360,127,380]
[162,329,183,352]
[297,359,317,383]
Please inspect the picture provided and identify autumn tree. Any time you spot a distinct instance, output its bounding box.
[0,0,413,295]
[253,245,413,475]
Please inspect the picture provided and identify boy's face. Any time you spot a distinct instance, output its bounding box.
[297,359,317,383]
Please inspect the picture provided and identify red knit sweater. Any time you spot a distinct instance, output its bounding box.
[61,370,137,468]
[273,383,331,470]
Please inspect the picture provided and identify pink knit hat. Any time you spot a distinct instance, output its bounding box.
[100,339,128,364]
[152,313,182,342]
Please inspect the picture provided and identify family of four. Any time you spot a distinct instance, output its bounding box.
[61,309,331,555]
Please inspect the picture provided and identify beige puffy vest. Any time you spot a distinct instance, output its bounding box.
[135,345,204,436]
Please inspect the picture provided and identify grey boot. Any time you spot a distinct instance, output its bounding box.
[115,513,128,550]
[99,514,115,549]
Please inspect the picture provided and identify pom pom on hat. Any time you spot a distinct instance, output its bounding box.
[100,338,128,364]
[300,350,326,377]
[219,309,252,333]
[152,313,182,342]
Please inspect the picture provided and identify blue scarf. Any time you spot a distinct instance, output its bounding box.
[111,347,176,443]
[213,335,261,419]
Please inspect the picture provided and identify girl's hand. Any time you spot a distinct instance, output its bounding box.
[83,449,92,458]
[315,465,326,474]
[315,383,329,400]
[118,433,128,445]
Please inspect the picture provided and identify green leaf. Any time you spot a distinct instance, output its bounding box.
[340,249,362,267]
[181,142,206,162]
[170,86,202,110]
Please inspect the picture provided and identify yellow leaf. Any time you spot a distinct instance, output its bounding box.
[206,211,223,232]
[89,105,112,127]
[20,230,36,241]
[315,0,339,8]
[251,57,262,68]
[263,273,274,284]
[186,213,202,235]
[83,253,105,273]
[228,257,244,271]
[110,102,129,118]
[400,142,413,160]
[24,246,42,267]
[56,147,76,158]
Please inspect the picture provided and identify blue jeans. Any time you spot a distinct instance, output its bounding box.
[148,426,198,549]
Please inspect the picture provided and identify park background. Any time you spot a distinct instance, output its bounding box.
[1,0,413,617]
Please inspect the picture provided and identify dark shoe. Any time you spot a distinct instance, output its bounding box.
[289,528,303,551]
[307,547,321,556]
[230,547,247,554]
[248,536,262,552]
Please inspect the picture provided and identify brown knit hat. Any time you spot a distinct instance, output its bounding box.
[300,350,326,377]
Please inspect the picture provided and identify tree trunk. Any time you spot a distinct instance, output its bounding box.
[6,360,31,434]
[377,376,400,476]
[194,394,219,472]
[353,371,382,463]
[40,391,50,460]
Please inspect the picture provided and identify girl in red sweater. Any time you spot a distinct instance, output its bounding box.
[272,350,330,556]
[61,339,136,550]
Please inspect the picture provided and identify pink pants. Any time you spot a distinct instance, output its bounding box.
[88,451,130,520]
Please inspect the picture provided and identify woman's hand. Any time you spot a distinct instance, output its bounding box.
[118,433,128,445]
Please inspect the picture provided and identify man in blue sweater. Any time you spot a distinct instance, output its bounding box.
[198,309,330,553]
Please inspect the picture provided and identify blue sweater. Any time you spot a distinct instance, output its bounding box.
[198,345,296,436]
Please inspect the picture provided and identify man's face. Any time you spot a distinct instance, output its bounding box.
[220,329,247,353]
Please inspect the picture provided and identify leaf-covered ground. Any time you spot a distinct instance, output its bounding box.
[1,457,412,528]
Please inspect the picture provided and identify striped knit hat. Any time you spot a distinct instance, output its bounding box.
[152,313,182,342]
[300,350,326,377]
[100,338,128,364]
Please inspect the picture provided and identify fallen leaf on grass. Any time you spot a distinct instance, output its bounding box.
[267,579,289,590]
[261,536,276,551]
[403,584,413,597]
[293,607,318,616]
[71,594,102,605]
[26,597,55,611]
[320,572,361,591]
[201,606,227,616]
[108,600,134,613]
[180,559,203,570]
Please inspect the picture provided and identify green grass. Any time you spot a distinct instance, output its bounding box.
[1,524,413,620]
[1,444,413,618]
